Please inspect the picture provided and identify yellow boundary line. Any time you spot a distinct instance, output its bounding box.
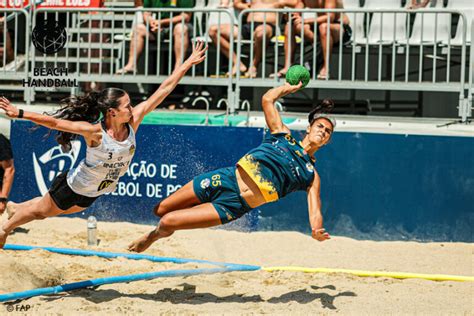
[262,267,474,282]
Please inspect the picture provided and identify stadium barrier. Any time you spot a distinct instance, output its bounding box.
[468,21,473,120]
[234,8,471,121]
[0,6,472,121]
[30,7,235,105]
[0,7,30,99]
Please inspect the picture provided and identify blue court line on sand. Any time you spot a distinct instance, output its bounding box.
[0,244,261,303]
[0,267,259,303]
[3,244,257,268]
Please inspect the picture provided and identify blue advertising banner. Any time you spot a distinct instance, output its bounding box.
[9,121,474,241]
[9,122,264,227]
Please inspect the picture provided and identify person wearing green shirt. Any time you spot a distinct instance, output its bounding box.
[117,0,196,74]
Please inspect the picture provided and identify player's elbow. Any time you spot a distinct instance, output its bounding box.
[49,117,62,130]
[7,165,15,176]
[261,96,274,107]
[4,162,15,176]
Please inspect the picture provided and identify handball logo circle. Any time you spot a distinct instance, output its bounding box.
[32,21,67,54]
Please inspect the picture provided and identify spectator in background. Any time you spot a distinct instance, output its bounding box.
[274,0,352,80]
[82,0,109,92]
[208,0,245,76]
[242,0,298,78]
[0,16,14,67]
[117,0,195,74]
[408,0,431,9]
[210,0,297,78]
[0,133,14,216]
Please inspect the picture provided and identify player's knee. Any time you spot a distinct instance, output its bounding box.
[154,199,173,217]
[159,213,179,230]
[153,201,164,217]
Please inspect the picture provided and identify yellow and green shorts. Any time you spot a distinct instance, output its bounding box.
[193,166,252,224]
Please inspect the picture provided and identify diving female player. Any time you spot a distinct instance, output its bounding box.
[0,41,208,249]
[128,81,335,253]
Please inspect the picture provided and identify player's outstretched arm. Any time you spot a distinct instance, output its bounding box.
[0,97,97,138]
[131,41,208,130]
[261,82,302,134]
[307,170,330,242]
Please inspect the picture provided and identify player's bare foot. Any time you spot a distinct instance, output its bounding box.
[128,231,158,253]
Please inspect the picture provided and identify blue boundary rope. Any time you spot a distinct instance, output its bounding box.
[3,244,252,268]
[0,244,261,303]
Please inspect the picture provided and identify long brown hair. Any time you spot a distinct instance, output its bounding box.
[308,99,335,129]
[49,88,126,149]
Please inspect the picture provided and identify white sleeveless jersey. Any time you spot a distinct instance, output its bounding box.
[67,123,136,197]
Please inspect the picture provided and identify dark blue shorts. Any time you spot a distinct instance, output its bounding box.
[193,166,252,224]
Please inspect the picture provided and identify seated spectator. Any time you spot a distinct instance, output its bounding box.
[275,0,352,80]
[0,16,14,67]
[210,0,297,78]
[0,133,14,216]
[208,0,245,76]
[117,0,195,74]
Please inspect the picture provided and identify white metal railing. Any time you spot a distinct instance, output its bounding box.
[0,6,471,121]
[233,8,471,121]
[468,20,474,121]
[0,8,30,100]
[29,7,235,103]
[235,9,467,90]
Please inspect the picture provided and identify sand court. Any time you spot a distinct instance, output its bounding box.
[0,217,472,314]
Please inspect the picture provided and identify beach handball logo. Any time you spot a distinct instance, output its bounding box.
[32,20,67,54]
[33,141,81,196]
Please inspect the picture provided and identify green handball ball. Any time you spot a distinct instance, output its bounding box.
[285,65,310,88]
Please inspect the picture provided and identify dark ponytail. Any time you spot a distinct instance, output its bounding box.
[47,88,127,151]
[308,99,336,129]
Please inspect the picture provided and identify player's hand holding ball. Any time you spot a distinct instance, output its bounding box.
[275,65,311,98]
[286,64,311,88]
